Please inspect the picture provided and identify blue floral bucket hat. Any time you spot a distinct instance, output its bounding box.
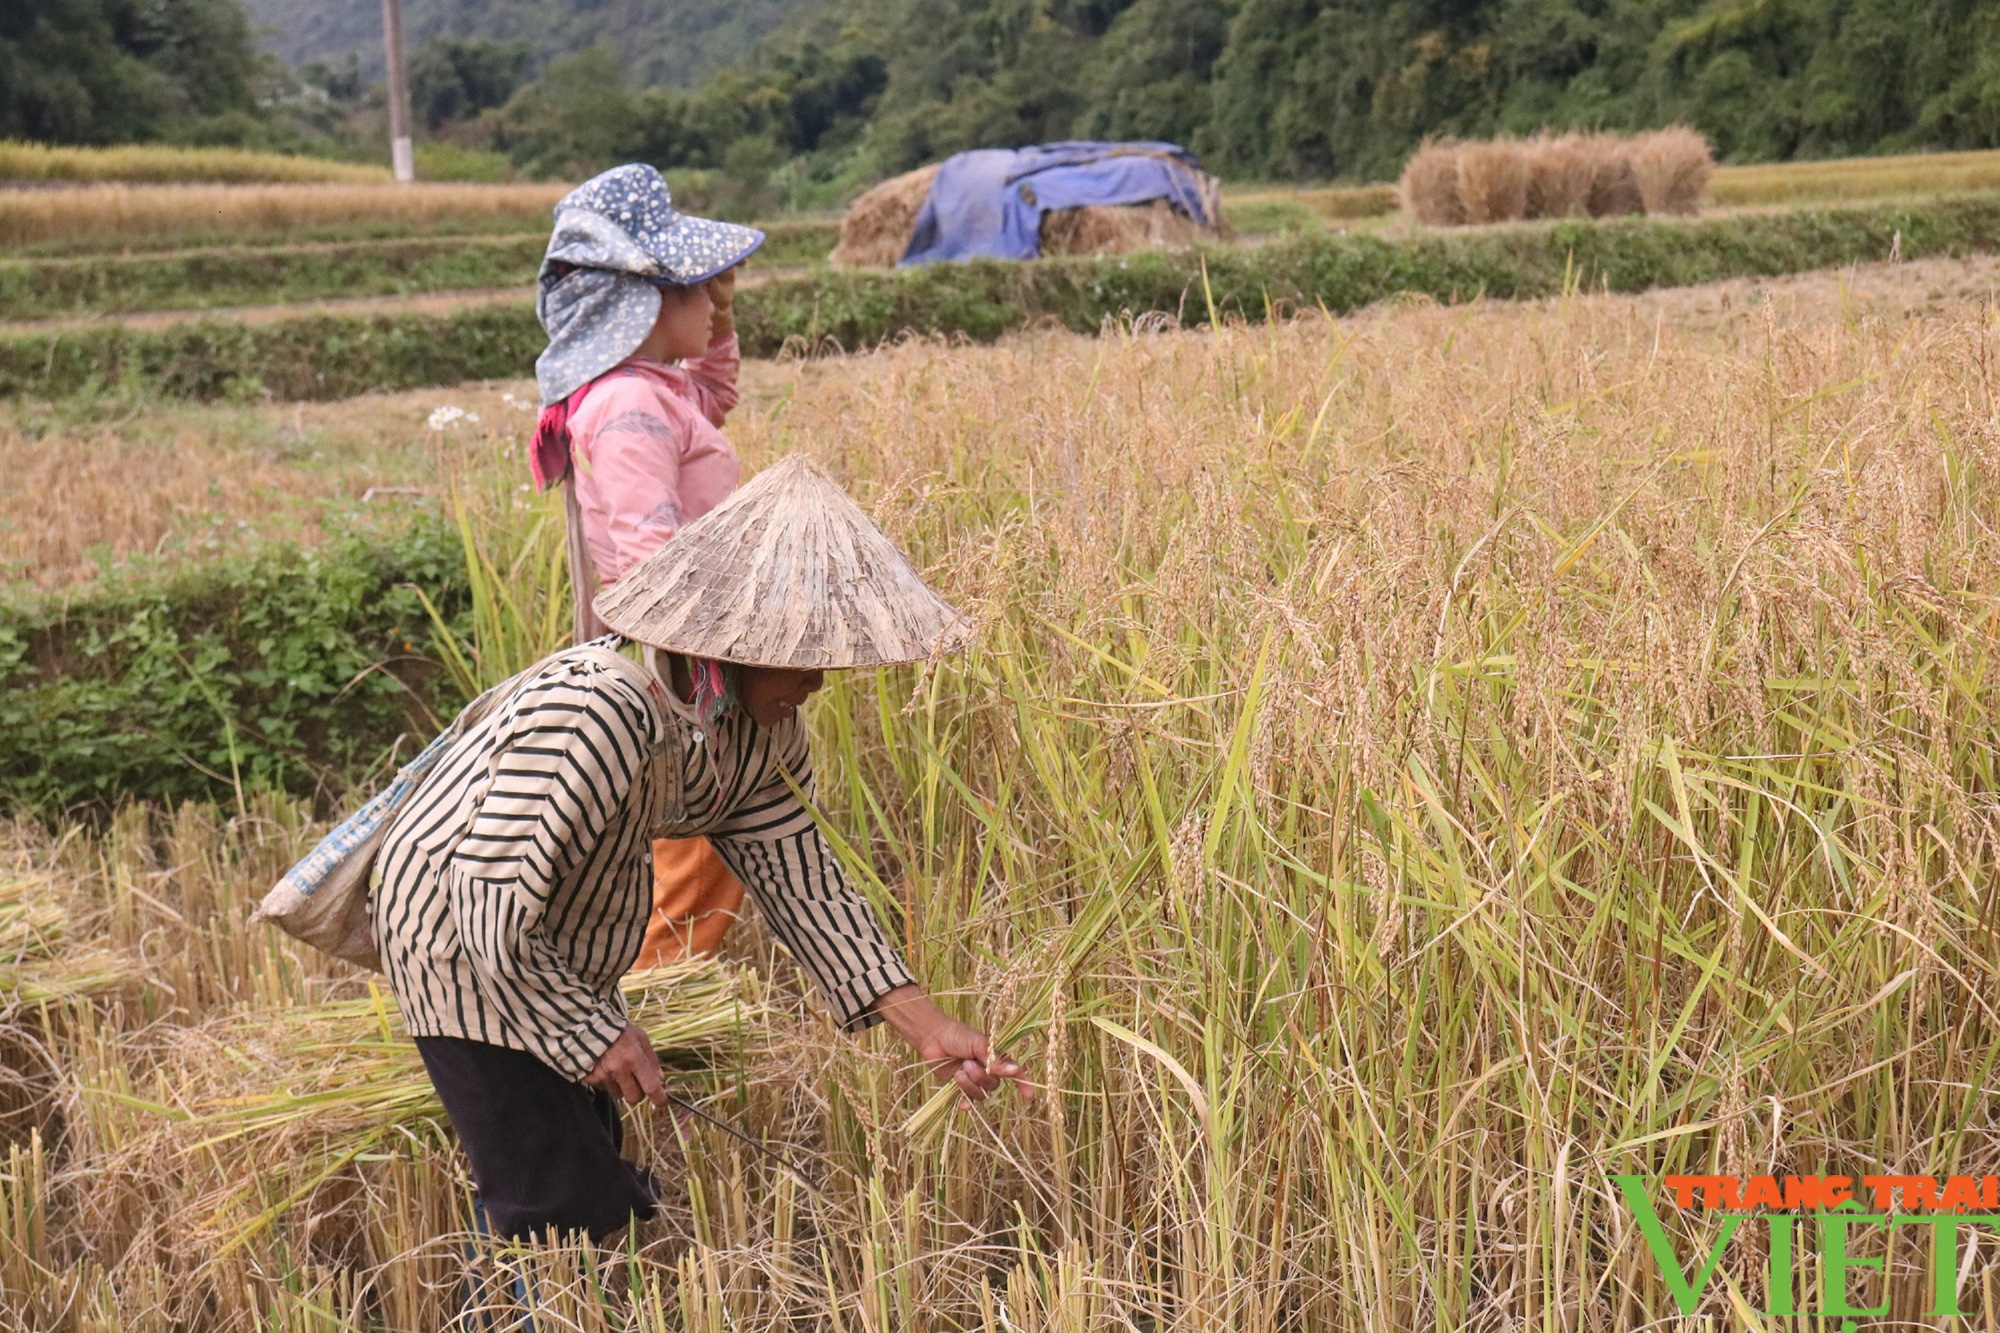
[533,163,763,407]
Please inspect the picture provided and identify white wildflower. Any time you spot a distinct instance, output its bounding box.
[427,405,480,430]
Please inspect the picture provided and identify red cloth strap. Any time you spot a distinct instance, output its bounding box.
[529,380,598,491]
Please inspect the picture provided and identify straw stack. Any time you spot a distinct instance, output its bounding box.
[594,455,973,669]
[1629,126,1714,215]
[1398,137,1465,226]
[1040,197,1210,255]
[830,162,1217,267]
[1456,139,1530,224]
[830,165,941,267]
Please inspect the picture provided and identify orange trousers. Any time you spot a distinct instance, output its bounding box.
[632,836,745,968]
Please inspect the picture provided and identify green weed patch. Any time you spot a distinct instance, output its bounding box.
[0,522,471,814]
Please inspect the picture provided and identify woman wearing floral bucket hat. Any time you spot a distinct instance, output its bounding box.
[371,455,1032,1243]
[529,163,760,974]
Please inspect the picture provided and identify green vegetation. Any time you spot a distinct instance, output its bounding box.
[0,303,545,401]
[7,194,1992,401]
[0,518,469,813]
[242,0,814,94]
[0,0,267,147]
[0,237,545,321]
[21,0,2000,199]
[0,220,838,321]
[17,0,2000,198]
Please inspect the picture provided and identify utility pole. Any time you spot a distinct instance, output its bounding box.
[381,0,415,182]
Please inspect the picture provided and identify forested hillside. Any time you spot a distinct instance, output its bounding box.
[237,0,820,89]
[10,0,2000,184]
[718,0,2000,180]
[1,0,266,145]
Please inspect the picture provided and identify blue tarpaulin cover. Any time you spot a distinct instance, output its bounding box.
[900,140,1219,266]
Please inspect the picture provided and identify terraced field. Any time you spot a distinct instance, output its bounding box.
[7,147,2000,1330]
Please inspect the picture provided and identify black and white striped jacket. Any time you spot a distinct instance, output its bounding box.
[370,639,915,1081]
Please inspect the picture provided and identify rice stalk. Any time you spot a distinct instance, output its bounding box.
[415,477,573,697]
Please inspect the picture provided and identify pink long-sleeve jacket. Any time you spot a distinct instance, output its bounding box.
[568,332,742,588]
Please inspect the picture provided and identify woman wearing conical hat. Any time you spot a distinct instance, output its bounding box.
[370,456,1030,1242]
[530,163,759,975]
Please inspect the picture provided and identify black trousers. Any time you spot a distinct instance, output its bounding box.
[415,1035,659,1242]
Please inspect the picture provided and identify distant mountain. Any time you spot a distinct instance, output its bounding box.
[240,0,823,88]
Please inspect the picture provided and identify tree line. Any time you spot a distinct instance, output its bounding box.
[7,0,2000,191]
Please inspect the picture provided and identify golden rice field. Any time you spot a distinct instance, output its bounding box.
[8,252,2000,1330]
[0,142,391,187]
[0,182,568,251]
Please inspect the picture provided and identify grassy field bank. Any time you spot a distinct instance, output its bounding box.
[4,259,2000,1326]
[0,222,843,322]
[3,192,1991,402]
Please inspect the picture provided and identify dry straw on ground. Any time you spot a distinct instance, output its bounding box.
[1402,128,1710,226]
[0,386,541,590]
[7,255,2000,1327]
[830,162,1218,267]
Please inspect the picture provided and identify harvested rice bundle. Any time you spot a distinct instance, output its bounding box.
[1456,138,1530,223]
[1630,125,1714,215]
[0,872,137,1009]
[1524,133,1597,219]
[1580,133,1644,217]
[830,165,940,268]
[1401,128,1708,225]
[1398,137,1464,226]
[833,151,1219,266]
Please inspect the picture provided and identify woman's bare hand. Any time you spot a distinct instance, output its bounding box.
[706,267,738,337]
[584,1022,666,1108]
[873,984,1033,1107]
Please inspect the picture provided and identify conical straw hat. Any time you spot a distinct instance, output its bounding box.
[593,455,973,668]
